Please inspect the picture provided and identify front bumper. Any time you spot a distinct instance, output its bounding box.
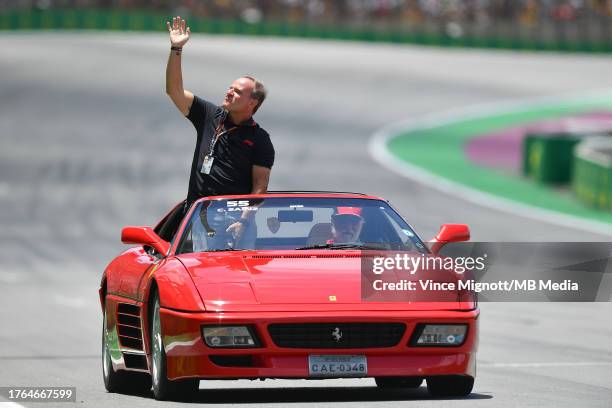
[160,308,479,380]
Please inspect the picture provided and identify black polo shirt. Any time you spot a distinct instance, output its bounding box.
[185,95,275,204]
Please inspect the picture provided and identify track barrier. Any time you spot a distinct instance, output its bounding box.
[522,133,582,184]
[573,137,612,211]
[1,9,611,53]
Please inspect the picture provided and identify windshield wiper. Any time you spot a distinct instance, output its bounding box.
[295,243,387,251]
[203,247,249,252]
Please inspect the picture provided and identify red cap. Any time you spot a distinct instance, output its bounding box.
[334,207,363,218]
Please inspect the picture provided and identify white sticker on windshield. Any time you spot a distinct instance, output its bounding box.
[225,200,259,212]
[227,200,250,208]
[402,229,414,237]
[227,207,259,213]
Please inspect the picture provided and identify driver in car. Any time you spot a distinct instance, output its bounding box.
[328,207,365,244]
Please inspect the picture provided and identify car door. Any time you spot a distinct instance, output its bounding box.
[117,202,186,299]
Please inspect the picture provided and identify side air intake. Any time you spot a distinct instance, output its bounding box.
[116,303,144,351]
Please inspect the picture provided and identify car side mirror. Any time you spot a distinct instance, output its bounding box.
[121,226,170,257]
[429,224,470,254]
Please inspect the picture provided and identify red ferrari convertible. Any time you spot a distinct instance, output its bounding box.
[100,192,478,400]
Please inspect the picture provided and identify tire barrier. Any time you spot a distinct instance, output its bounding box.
[573,137,612,211]
[522,133,582,184]
[1,9,611,53]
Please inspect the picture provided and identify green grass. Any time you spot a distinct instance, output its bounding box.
[387,97,612,224]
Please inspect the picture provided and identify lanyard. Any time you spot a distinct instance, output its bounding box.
[208,111,238,157]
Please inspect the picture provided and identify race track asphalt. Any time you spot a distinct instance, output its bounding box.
[0,32,611,407]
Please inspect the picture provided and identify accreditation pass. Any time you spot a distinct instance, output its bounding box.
[201,155,214,174]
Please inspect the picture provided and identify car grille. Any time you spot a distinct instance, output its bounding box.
[268,323,406,349]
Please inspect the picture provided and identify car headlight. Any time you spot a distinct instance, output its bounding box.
[202,326,259,348]
[411,324,467,346]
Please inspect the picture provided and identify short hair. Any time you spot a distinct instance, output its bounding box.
[243,75,267,114]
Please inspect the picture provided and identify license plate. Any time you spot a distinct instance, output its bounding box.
[308,355,367,377]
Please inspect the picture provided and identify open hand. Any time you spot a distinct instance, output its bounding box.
[226,222,245,243]
[166,16,190,48]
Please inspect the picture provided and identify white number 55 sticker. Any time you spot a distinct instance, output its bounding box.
[227,200,250,207]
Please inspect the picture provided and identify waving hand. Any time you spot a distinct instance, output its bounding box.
[167,16,191,48]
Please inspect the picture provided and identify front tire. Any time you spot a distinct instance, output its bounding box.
[102,301,151,393]
[426,375,474,397]
[150,290,199,401]
[375,377,423,389]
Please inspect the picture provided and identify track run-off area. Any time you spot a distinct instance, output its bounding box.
[0,32,611,407]
[370,91,612,235]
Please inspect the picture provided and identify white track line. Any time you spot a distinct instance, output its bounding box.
[369,88,612,237]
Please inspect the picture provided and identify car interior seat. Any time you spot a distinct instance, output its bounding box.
[307,223,332,245]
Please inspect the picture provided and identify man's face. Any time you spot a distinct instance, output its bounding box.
[223,77,258,115]
[331,215,364,243]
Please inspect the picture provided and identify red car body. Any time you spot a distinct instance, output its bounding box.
[100,193,478,399]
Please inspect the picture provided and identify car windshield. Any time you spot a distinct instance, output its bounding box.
[176,197,428,253]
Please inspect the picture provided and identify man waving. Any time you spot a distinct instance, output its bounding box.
[165,16,275,237]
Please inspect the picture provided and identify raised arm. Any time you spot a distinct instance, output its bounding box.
[166,16,194,116]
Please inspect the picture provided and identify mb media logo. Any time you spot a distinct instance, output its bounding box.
[332,327,343,342]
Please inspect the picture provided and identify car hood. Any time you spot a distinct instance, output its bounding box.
[177,251,468,312]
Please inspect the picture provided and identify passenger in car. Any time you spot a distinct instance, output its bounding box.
[328,207,365,244]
